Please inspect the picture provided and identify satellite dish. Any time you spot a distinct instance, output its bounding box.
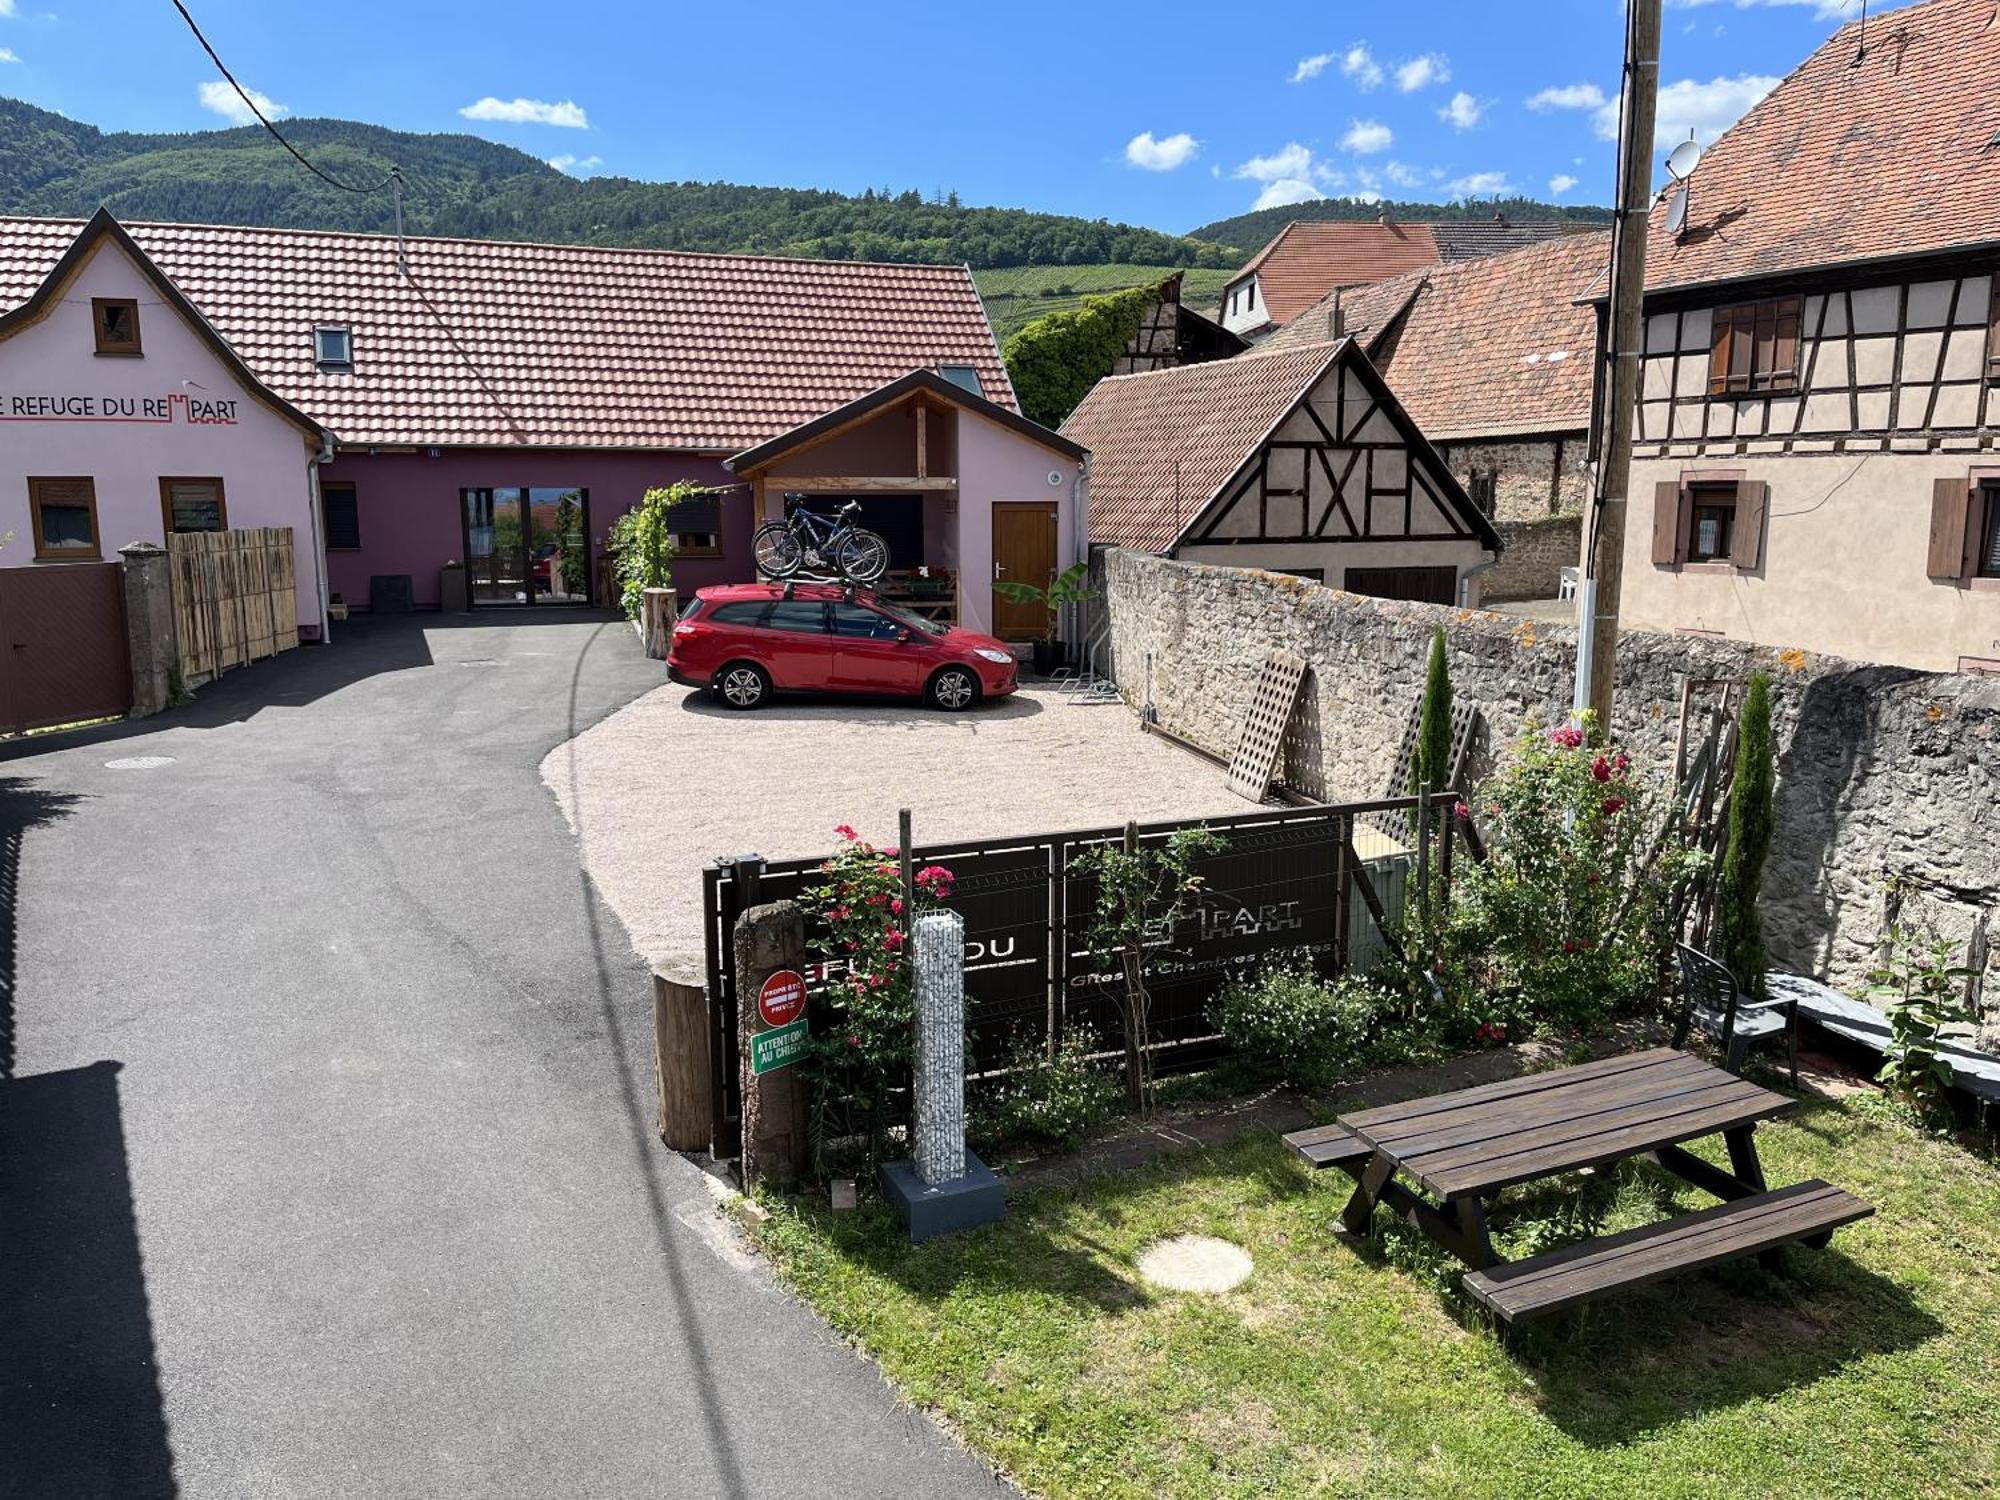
[1665,184,1691,238]
[1666,138,1704,182]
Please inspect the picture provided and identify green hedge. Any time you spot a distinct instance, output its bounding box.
[1002,279,1163,428]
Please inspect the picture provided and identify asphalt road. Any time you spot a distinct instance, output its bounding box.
[0,611,1004,1499]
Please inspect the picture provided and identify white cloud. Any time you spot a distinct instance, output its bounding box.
[1395,53,1450,92]
[1290,52,1335,84]
[1450,171,1513,197]
[1340,119,1393,155]
[1439,91,1484,130]
[1311,161,1347,188]
[0,2,16,17]
[1383,161,1426,189]
[1123,130,1198,171]
[1667,0,1910,21]
[1253,178,1326,211]
[1528,82,1608,112]
[0,48,16,64]
[547,153,604,176]
[197,80,288,126]
[459,96,589,129]
[1340,44,1383,90]
[1594,73,1779,147]
[1548,173,1580,195]
[1234,142,1315,183]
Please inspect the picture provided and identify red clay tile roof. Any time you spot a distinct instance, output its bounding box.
[1227,219,1592,329]
[1229,222,1440,328]
[1645,0,2000,293]
[0,216,1014,451]
[1271,232,1610,439]
[1062,340,1344,552]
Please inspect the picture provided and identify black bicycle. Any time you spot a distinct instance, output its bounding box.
[751,500,890,585]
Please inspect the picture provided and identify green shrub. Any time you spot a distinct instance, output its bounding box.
[1207,955,1393,1089]
[1003,280,1162,427]
[971,1027,1121,1154]
[1713,672,1774,999]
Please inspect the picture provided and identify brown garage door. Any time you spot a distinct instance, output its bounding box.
[0,563,132,735]
[1342,565,1459,605]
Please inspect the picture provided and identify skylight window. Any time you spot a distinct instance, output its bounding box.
[314,324,354,372]
[937,364,982,395]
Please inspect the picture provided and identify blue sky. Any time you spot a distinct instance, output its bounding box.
[0,0,1915,233]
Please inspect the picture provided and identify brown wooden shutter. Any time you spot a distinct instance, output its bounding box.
[1772,298,1801,391]
[1731,479,1768,569]
[1928,476,1972,581]
[1651,480,1684,565]
[1708,308,1732,396]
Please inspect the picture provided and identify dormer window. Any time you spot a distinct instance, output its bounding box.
[92,297,141,356]
[936,364,982,395]
[314,324,354,372]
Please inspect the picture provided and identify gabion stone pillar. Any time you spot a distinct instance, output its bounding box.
[912,911,967,1187]
[878,909,1005,1242]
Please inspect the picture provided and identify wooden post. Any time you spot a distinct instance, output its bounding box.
[1580,0,1662,730]
[654,970,711,1151]
[736,900,808,1189]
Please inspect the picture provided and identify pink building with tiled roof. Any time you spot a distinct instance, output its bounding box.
[0,210,1074,636]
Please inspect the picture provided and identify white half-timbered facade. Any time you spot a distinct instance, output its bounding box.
[1065,338,1501,604]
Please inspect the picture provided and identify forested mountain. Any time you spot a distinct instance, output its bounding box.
[0,98,1238,267]
[1187,196,1614,254]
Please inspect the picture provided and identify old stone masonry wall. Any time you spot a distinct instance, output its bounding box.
[1103,548,1999,991]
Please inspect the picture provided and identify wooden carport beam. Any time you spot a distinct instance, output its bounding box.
[771,476,955,492]
[916,403,927,481]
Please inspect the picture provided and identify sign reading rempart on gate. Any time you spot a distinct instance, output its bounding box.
[758,969,807,1028]
[750,1018,809,1075]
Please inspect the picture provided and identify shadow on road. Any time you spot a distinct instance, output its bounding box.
[0,778,177,1497]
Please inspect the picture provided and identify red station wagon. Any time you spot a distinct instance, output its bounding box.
[667,582,1019,711]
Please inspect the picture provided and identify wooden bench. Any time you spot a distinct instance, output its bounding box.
[1461,1179,1873,1324]
[1283,1122,1371,1176]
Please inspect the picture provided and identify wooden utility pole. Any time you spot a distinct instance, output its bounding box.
[1580,0,1663,729]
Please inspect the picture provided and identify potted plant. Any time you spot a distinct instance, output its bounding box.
[993,562,1095,676]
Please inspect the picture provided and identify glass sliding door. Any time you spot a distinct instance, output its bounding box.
[462,486,590,606]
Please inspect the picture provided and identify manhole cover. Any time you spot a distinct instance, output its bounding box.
[1137,1235,1253,1293]
[105,756,176,770]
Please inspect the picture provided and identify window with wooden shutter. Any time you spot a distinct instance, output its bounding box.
[1928,476,1973,581]
[28,476,101,559]
[1707,296,1803,396]
[159,477,227,534]
[1976,484,1999,580]
[1730,480,1768,569]
[1650,480,1684,565]
[91,297,141,356]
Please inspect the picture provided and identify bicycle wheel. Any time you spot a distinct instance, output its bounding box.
[752,521,803,579]
[835,528,890,584]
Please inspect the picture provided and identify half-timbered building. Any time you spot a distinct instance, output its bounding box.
[1620,0,2000,673]
[1063,339,1502,603]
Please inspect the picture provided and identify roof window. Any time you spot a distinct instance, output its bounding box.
[314,324,354,372]
[936,364,982,395]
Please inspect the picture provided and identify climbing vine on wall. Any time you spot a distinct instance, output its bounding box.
[1003,279,1164,428]
[609,482,697,620]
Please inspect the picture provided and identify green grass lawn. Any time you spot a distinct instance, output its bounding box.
[752,1095,2000,1498]
[974,264,1236,343]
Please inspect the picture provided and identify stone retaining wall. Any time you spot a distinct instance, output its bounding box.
[1104,547,1999,991]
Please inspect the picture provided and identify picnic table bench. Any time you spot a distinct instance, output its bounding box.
[1284,1047,1872,1324]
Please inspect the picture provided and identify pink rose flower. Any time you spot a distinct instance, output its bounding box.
[1550,724,1585,749]
[1454,801,1471,820]
[890,897,904,915]
[834,824,858,842]
[1601,795,1626,815]
[1591,754,1611,783]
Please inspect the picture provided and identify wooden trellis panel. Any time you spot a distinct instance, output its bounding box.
[1385,696,1480,799]
[169,527,299,684]
[1227,650,1309,803]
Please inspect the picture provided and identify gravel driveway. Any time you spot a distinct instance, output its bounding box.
[542,682,1248,978]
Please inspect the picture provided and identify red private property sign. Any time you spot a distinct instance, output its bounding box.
[757,969,807,1028]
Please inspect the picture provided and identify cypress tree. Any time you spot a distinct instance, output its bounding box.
[1411,628,1454,795]
[1714,672,1775,999]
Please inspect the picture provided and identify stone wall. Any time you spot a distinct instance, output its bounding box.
[1485,515,1582,603]
[1104,547,1999,991]
[1436,433,1591,522]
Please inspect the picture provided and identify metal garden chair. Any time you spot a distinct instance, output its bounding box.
[1673,942,1798,1088]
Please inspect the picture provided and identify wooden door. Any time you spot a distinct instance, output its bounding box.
[991,502,1057,641]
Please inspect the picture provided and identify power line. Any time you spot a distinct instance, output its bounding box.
[170,0,398,196]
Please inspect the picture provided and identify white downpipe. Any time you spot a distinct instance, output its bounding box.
[1571,577,1598,723]
[307,439,335,644]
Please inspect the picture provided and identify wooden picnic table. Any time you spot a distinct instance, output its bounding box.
[1306,1046,1873,1323]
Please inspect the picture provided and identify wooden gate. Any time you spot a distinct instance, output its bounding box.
[0,563,131,734]
[168,528,298,683]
